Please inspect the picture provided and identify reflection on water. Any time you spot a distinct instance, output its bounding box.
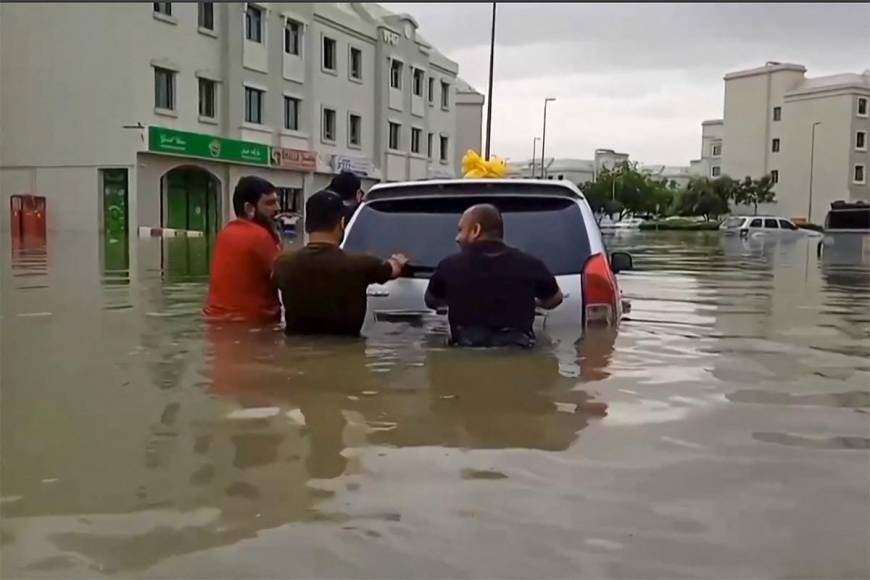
[2,230,869,579]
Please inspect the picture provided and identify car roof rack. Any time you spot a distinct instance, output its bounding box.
[830,200,869,210]
[365,179,583,201]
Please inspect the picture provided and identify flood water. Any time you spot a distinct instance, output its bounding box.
[2,230,869,579]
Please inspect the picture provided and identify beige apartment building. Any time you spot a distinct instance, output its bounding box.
[0,2,482,236]
[691,62,869,222]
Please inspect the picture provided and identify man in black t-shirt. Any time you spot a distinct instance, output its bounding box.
[424,204,563,348]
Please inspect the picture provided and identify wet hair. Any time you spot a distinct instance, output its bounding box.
[232,176,276,217]
[328,171,362,202]
[305,190,345,233]
[467,204,504,239]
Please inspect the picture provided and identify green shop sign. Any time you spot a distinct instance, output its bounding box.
[148,126,270,166]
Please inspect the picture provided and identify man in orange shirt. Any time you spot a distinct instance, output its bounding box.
[203,176,282,323]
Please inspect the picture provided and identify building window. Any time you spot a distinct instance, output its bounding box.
[711,143,722,157]
[349,47,362,80]
[858,97,868,117]
[284,20,301,55]
[711,165,721,178]
[153,2,172,16]
[771,138,780,153]
[154,67,175,111]
[322,36,336,71]
[427,132,434,159]
[773,106,781,122]
[413,69,424,97]
[322,108,336,142]
[439,135,449,163]
[244,87,263,124]
[411,128,422,154]
[349,114,361,146]
[390,59,403,89]
[197,2,214,30]
[770,170,779,184]
[198,78,216,118]
[441,81,450,109]
[388,122,401,150]
[855,164,866,184]
[857,131,867,150]
[245,4,263,43]
[428,77,435,103]
[283,96,299,131]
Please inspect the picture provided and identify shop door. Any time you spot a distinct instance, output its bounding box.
[102,168,129,239]
[164,167,220,232]
[166,171,189,230]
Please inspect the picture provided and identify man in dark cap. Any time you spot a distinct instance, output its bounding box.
[274,190,409,336]
[204,176,282,322]
[425,204,563,348]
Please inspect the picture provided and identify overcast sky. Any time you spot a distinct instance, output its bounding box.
[389,2,870,166]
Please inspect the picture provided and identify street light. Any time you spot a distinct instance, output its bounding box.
[531,137,541,177]
[484,2,497,160]
[539,97,556,178]
[808,121,822,223]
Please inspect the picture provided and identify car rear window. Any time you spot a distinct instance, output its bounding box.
[826,209,870,230]
[343,196,592,276]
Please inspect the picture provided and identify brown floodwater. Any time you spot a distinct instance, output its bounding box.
[1,230,869,579]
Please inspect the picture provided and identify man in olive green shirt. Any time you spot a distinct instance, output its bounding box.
[274,190,409,336]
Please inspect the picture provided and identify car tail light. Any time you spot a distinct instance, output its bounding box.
[583,253,618,327]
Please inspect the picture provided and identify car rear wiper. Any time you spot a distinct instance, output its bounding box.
[403,264,436,276]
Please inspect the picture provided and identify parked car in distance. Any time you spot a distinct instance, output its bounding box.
[720,215,820,237]
[817,201,870,266]
[342,179,633,345]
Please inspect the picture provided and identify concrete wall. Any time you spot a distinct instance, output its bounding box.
[454,90,484,171]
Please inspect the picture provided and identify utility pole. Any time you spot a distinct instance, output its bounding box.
[484,2,496,160]
[531,136,540,178]
[808,121,821,223]
[539,97,556,178]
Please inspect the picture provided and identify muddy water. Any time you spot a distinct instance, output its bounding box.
[1,231,868,579]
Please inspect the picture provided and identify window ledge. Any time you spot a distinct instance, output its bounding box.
[439,159,449,165]
[348,142,363,150]
[387,149,404,155]
[154,107,178,118]
[321,137,337,146]
[241,122,273,134]
[857,113,869,118]
[153,12,178,25]
[198,26,218,38]
[410,153,427,160]
[198,115,219,125]
[441,106,450,112]
[321,66,338,76]
[280,129,308,138]
[856,147,868,152]
[349,76,364,85]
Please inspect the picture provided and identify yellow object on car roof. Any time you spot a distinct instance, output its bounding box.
[462,150,507,179]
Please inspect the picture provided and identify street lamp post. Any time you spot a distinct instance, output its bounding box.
[531,136,541,178]
[808,121,821,223]
[484,2,496,160]
[539,97,556,178]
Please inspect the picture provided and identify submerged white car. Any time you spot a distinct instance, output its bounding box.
[342,179,634,345]
[720,215,817,237]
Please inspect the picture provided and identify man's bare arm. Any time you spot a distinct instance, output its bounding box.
[537,288,564,310]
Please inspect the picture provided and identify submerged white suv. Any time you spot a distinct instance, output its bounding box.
[341,179,633,345]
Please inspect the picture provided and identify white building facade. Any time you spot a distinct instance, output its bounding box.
[0,2,482,236]
[690,62,870,222]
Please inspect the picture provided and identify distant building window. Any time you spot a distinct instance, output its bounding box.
[771,138,780,153]
[413,69,424,97]
[198,2,213,30]
[322,36,336,71]
[154,67,175,110]
[858,97,868,117]
[427,132,434,158]
[411,127,422,154]
[390,59,403,89]
[857,131,867,150]
[772,106,781,121]
[244,87,263,124]
[153,2,172,16]
[770,169,779,184]
[245,4,263,43]
[439,135,449,162]
[441,81,450,109]
[855,164,866,184]
[388,122,401,150]
[350,47,362,80]
[198,78,216,118]
[349,114,361,146]
[711,165,721,178]
[711,143,722,157]
[284,20,301,55]
[284,96,299,131]
[428,77,435,103]
[322,108,336,142]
